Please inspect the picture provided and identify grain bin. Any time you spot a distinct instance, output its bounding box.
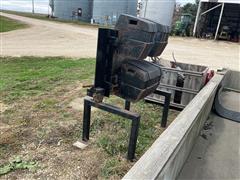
[91,0,137,25]
[53,0,138,25]
[54,0,92,22]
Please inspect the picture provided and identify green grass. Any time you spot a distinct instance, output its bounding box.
[1,10,98,28]
[0,15,27,32]
[0,57,95,102]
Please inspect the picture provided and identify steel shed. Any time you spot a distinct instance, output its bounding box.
[193,0,240,41]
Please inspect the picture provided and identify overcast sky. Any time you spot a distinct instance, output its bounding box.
[1,0,195,14]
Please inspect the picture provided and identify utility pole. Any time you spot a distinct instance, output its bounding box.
[32,0,35,14]
[49,0,54,17]
[215,3,225,40]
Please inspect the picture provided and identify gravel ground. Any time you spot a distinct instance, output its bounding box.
[1,12,239,71]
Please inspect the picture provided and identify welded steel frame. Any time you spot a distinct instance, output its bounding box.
[82,96,140,160]
[82,90,171,160]
[126,90,171,128]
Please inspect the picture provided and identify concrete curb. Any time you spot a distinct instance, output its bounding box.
[123,74,224,180]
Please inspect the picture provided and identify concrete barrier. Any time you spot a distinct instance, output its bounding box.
[214,70,240,122]
[123,74,223,180]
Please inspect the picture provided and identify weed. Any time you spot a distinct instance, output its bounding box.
[0,157,38,176]
[97,133,128,156]
[0,144,10,158]
[101,158,120,177]
[34,99,58,109]
[101,157,131,179]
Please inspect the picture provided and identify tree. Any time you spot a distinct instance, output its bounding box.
[181,0,199,17]
[182,3,197,16]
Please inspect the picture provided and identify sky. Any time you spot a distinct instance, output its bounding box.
[0,0,195,14]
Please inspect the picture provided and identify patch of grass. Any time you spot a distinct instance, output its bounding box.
[0,15,27,32]
[0,144,10,158]
[34,99,58,109]
[101,158,119,177]
[101,158,128,178]
[97,132,128,156]
[1,10,98,28]
[0,157,38,176]
[0,57,95,102]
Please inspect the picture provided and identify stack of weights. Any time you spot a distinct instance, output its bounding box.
[110,14,170,102]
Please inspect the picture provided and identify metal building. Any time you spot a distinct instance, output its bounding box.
[193,0,240,41]
[53,0,137,25]
[139,0,176,27]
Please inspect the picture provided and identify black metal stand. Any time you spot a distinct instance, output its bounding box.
[82,96,140,160]
[82,90,171,160]
[125,100,131,110]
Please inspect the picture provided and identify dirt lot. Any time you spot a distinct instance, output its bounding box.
[1,12,239,71]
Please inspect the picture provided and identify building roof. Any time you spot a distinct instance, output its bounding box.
[201,0,240,4]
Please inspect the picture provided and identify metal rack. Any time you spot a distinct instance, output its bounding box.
[82,89,171,160]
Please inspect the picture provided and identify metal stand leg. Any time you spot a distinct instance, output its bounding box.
[154,90,171,128]
[82,96,141,160]
[125,100,131,111]
[161,93,171,128]
[128,117,140,160]
[82,99,91,141]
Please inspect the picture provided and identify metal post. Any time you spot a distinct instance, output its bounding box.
[215,3,225,40]
[150,90,171,127]
[125,100,131,111]
[201,4,222,16]
[193,1,202,37]
[48,4,50,17]
[82,99,91,141]
[161,93,171,128]
[32,0,35,14]
[48,0,54,17]
[128,117,140,160]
